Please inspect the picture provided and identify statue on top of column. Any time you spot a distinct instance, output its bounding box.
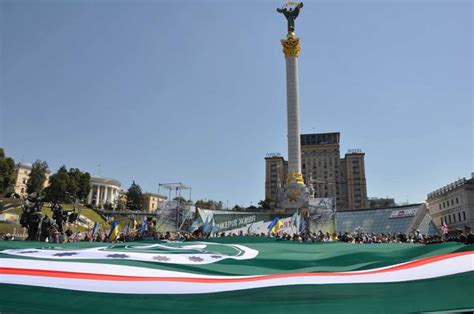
[277,2,304,33]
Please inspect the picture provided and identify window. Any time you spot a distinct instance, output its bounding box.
[440,217,444,224]
[463,211,466,221]
[452,214,456,223]
[448,215,452,224]
[451,199,454,206]
[439,204,441,210]
[458,212,461,222]
[456,197,459,204]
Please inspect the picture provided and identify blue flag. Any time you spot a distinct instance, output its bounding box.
[140,220,148,235]
[92,222,100,238]
[190,218,202,232]
[202,217,211,234]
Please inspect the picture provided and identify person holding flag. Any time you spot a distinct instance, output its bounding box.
[291,209,301,233]
[139,219,148,237]
[190,217,203,233]
[108,220,119,242]
[268,217,283,234]
[91,222,100,242]
[441,222,449,240]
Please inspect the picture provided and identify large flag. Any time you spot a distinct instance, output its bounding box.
[0,239,473,313]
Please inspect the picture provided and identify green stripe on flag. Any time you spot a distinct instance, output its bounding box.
[1,272,473,314]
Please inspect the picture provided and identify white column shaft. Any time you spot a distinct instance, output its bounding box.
[104,186,109,204]
[95,185,100,206]
[87,188,92,204]
[285,56,301,174]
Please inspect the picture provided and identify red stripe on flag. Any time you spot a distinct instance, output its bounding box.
[1,251,472,283]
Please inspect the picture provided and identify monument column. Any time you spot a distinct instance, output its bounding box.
[276,2,310,211]
[281,32,303,185]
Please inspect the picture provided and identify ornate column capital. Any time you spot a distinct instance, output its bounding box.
[281,33,301,57]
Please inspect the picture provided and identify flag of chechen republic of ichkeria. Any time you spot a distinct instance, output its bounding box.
[1,238,473,313]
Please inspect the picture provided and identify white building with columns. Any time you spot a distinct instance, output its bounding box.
[87,176,121,207]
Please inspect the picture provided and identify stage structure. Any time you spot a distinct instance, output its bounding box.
[276,1,312,211]
[156,183,194,232]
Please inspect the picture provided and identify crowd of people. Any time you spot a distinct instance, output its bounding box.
[2,225,473,245]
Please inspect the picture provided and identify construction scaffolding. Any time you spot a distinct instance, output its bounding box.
[156,183,194,232]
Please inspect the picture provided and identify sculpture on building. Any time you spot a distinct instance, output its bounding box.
[52,202,67,234]
[277,2,303,33]
[39,214,55,242]
[20,193,44,241]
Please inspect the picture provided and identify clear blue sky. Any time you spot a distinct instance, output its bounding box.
[1,0,472,207]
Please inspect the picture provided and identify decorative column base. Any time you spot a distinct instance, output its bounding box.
[287,172,305,185]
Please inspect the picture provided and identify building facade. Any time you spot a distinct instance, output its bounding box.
[264,132,368,211]
[143,193,168,213]
[340,150,368,210]
[427,174,474,230]
[368,197,397,209]
[264,154,287,201]
[86,176,121,207]
[13,163,50,198]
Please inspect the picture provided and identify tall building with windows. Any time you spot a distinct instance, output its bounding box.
[300,132,340,201]
[264,132,368,211]
[264,154,287,201]
[427,174,474,229]
[340,150,368,210]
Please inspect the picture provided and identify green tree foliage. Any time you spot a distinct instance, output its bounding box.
[172,196,193,205]
[45,166,91,203]
[0,148,16,195]
[195,199,224,210]
[258,198,276,209]
[68,168,91,200]
[26,160,49,194]
[126,181,144,211]
[232,204,243,211]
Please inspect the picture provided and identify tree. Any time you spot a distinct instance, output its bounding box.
[26,160,49,194]
[195,199,224,210]
[126,181,144,211]
[45,166,69,202]
[68,168,91,201]
[258,198,276,209]
[0,148,16,195]
[45,166,91,203]
[173,196,187,204]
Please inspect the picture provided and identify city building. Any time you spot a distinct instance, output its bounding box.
[86,176,121,207]
[264,132,368,210]
[426,174,474,230]
[12,163,50,198]
[143,193,168,213]
[264,154,287,201]
[336,203,438,236]
[367,197,397,209]
[301,132,340,201]
[339,150,368,210]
